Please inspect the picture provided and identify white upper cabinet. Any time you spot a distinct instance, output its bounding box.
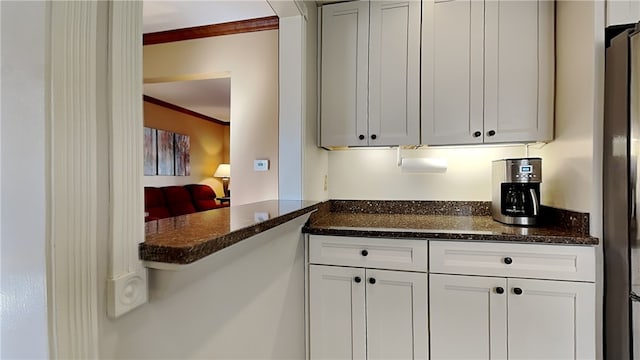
[484,0,554,144]
[422,0,554,145]
[606,0,640,27]
[320,1,369,147]
[320,0,420,147]
[421,0,484,145]
[368,1,421,146]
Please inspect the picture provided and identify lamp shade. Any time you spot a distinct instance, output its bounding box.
[214,163,230,178]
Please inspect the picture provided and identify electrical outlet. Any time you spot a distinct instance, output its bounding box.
[323,174,328,191]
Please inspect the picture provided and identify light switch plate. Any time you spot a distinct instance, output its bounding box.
[254,159,269,171]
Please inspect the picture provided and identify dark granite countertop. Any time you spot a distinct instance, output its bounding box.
[141,200,320,267]
[304,200,598,245]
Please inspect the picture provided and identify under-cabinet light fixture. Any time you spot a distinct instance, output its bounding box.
[396,147,447,173]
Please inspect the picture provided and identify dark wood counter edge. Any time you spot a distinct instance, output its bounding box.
[140,203,320,265]
[302,227,599,245]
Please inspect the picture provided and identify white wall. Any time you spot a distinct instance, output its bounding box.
[277,3,329,202]
[329,146,527,200]
[303,3,330,202]
[100,215,309,359]
[0,2,50,358]
[275,0,329,203]
[529,0,604,239]
[279,15,304,200]
[144,31,279,206]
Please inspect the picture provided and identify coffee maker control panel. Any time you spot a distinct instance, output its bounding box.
[505,159,542,183]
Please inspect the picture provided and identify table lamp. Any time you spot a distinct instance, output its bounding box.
[214,163,230,197]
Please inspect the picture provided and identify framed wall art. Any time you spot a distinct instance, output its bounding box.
[143,127,157,176]
[144,127,191,177]
[157,129,175,176]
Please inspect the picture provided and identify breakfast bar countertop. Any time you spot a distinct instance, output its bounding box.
[304,200,599,245]
[141,200,320,267]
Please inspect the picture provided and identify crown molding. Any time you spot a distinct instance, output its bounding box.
[143,16,279,46]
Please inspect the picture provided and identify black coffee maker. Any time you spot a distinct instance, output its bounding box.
[491,158,541,226]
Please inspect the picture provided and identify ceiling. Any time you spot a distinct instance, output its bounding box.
[143,1,276,34]
[144,78,231,122]
[142,1,276,122]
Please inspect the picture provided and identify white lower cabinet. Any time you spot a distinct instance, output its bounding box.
[309,265,367,360]
[507,278,595,360]
[308,237,597,360]
[429,241,596,360]
[309,265,428,360]
[430,274,507,360]
[308,235,428,360]
[366,269,428,360]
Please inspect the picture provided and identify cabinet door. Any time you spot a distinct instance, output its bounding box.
[369,1,420,146]
[484,0,554,143]
[606,0,640,27]
[320,1,369,147]
[421,0,484,145]
[429,274,508,360]
[366,269,428,360]
[507,278,596,360]
[309,265,366,360]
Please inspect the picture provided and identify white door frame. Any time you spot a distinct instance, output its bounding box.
[48,1,146,357]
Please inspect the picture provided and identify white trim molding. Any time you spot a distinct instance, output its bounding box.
[268,0,308,20]
[49,1,100,357]
[106,0,148,319]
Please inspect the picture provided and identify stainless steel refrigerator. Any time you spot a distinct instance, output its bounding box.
[604,22,640,360]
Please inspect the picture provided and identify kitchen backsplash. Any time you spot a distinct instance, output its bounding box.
[328,145,527,201]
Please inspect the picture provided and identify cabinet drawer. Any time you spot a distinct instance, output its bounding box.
[309,235,428,272]
[429,241,595,282]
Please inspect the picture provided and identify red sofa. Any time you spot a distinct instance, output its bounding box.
[144,184,227,222]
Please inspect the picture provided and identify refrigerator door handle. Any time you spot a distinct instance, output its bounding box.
[631,292,640,302]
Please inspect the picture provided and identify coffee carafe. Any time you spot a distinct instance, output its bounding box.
[492,158,541,226]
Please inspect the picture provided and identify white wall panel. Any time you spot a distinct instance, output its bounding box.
[529,0,604,236]
[279,16,304,200]
[328,146,525,201]
[100,215,310,359]
[0,2,49,358]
